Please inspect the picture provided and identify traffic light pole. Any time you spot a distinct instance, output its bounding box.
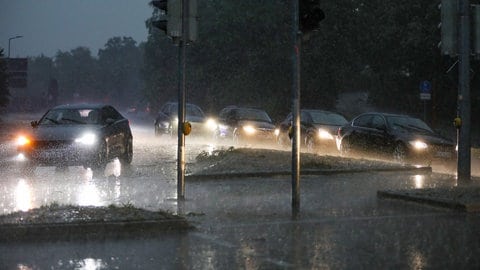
[292,0,301,216]
[177,0,189,203]
[457,0,471,182]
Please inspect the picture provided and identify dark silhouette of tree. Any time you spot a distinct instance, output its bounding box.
[0,48,9,109]
[98,37,143,108]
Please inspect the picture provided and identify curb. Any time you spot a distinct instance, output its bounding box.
[0,218,194,242]
[186,166,432,180]
[377,188,480,212]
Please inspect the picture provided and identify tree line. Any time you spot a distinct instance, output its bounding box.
[1,37,144,112]
[1,0,479,140]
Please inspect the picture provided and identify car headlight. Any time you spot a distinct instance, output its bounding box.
[409,140,428,150]
[75,133,97,145]
[318,129,334,140]
[16,135,31,146]
[218,124,228,131]
[206,118,217,131]
[242,125,256,135]
[274,128,280,136]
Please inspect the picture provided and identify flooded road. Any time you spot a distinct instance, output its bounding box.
[1,119,480,269]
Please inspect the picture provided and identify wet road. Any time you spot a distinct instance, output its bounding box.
[1,121,480,269]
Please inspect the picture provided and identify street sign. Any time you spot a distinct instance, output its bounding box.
[420,93,431,100]
[419,80,431,100]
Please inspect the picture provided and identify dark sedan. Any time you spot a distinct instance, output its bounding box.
[336,112,456,164]
[16,103,133,173]
[276,109,348,153]
[215,106,276,145]
[154,102,217,137]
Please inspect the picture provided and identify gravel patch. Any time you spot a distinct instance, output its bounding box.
[188,147,408,176]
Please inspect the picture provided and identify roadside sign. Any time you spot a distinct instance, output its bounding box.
[420,93,431,100]
[419,80,431,100]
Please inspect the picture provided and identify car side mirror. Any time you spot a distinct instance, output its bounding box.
[31,121,39,128]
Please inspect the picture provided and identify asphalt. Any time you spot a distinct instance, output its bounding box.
[2,167,480,268]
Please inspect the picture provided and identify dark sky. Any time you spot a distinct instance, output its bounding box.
[0,0,152,58]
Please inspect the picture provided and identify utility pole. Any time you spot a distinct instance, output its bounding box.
[457,0,471,182]
[292,0,301,216]
[177,0,188,201]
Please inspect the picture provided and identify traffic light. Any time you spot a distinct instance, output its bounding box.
[299,0,325,33]
[150,0,182,38]
[438,0,457,56]
[474,5,480,56]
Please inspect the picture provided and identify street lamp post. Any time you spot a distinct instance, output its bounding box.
[8,35,23,58]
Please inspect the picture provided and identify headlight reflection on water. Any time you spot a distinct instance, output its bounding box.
[77,180,102,207]
[15,179,32,212]
[412,174,425,189]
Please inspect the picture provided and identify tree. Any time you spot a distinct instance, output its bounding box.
[54,47,99,103]
[27,55,55,109]
[98,37,144,108]
[0,48,9,109]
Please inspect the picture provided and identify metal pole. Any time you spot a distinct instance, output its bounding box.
[177,0,188,201]
[457,0,471,182]
[292,0,301,215]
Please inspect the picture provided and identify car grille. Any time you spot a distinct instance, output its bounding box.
[33,140,73,150]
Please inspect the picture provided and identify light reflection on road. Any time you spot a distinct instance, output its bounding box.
[413,174,425,189]
[14,179,32,211]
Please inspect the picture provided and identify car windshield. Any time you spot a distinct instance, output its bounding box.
[308,111,348,125]
[39,108,99,125]
[236,109,272,123]
[387,115,433,133]
[167,104,204,117]
[186,105,204,117]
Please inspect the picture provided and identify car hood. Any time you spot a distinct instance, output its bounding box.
[30,125,102,141]
[239,120,275,130]
[185,115,205,123]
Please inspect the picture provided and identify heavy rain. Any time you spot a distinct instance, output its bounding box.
[1,0,480,269]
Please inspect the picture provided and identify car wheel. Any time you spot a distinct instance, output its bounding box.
[340,138,352,157]
[120,136,133,165]
[393,143,408,164]
[306,135,317,153]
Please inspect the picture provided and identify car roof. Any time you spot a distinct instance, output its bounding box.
[302,109,342,114]
[51,103,110,110]
[358,112,417,118]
